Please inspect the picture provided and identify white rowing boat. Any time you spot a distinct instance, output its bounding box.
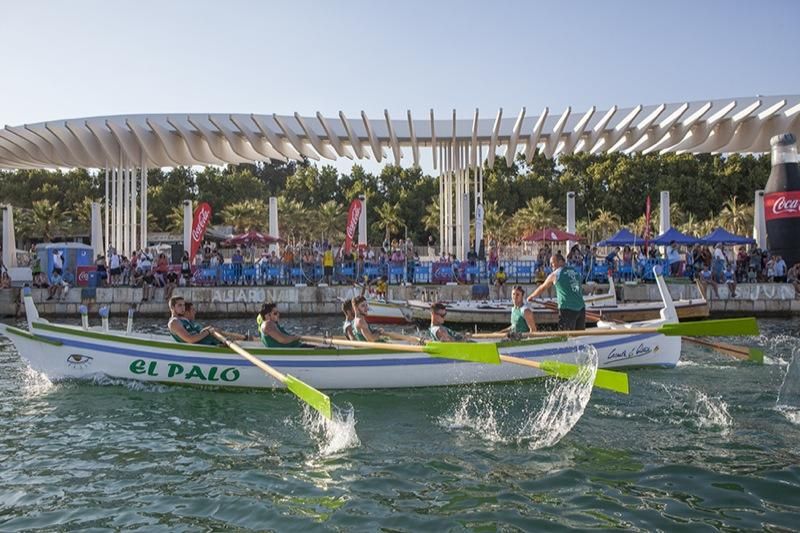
[0,273,682,391]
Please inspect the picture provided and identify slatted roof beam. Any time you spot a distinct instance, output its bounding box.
[505,107,526,166]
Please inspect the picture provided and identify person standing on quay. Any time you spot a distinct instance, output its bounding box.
[527,253,586,331]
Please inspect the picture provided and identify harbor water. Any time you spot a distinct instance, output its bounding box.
[1,316,799,530]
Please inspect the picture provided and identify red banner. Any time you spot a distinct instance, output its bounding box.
[644,195,651,253]
[765,191,800,220]
[344,199,362,254]
[190,202,212,261]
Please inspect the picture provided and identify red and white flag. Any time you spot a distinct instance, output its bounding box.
[190,202,212,261]
[344,199,362,254]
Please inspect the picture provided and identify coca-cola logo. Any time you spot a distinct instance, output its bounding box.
[192,206,211,241]
[772,196,800,215]
[346,204,361,238]
[765,191,800,221]
[78,270,89,282]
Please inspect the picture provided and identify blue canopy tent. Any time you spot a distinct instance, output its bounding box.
[597,228,641,246]
[700,227,756,245]
[651,227,700,246]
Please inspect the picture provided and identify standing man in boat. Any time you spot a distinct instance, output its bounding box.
[352,296,385,342]
[258,303,303,347]
[527,253,586,331]
[429,302,470,341]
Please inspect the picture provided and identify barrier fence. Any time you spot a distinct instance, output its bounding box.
[63,258,693,288]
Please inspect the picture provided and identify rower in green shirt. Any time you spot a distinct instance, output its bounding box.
[429,302,471,341]
[168,297,249,345]
[527,253,586,330]
[505,284,538,334]
[258,303,303,347]
[351,296,385,342]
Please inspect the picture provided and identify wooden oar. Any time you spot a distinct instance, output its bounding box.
[538,299,763,364]
[682,336,764,363]
[499,353,629,395]
[300,336,501,364]
[212,331,332,419]
[473,317,759,339]
[305,335,629,395]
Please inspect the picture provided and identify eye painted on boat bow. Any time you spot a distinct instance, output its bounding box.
[66,354,94,367]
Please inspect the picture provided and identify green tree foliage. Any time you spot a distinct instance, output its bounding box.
[0,152,771,245]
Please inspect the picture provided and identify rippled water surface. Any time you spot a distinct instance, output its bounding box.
[1,315,800,531]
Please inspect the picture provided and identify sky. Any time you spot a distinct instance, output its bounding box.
[1,0,799,173]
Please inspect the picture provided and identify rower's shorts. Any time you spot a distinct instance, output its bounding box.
[558,307,586,331]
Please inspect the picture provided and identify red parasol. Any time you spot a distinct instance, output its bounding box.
[522,228,583,242]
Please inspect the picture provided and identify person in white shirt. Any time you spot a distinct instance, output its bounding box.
[109,250,121,286]
[52,249,64,275]
[667,241,682,276]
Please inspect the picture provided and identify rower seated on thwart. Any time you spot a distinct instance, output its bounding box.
[429,302,471,342]
[168,296,251,345]
[351,296,386,342]
[494,285,538,339]
[257,303,308,347]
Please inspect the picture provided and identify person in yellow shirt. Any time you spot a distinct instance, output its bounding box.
[375,276,388,300]
[323,245,334,284]
[494,266,508,300]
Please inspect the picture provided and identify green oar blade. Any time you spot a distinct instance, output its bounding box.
[659,317,759,337]
[749,347,765,364]
[538,361,630,394]
[424,342,501,364]
[285,374,332,420]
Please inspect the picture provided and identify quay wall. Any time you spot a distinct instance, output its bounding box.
[0,282,797,318]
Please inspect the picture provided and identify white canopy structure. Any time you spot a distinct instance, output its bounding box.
[1,95,799,257]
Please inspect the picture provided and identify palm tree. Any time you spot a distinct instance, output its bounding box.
[165,205,187,234]
[277,196,310,244]
[312,200,346,241]
[373,201,403,242]
[17,199,70,242]
[221,199,268,233]
[421,197,440,233]
[586,208,621,243]
[510,196,563,238]
[716,197,753,236]
[482,201,509,243]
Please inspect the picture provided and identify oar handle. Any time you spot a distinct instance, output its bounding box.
[382,331,424,344]
[212,331,287,383]
[300,335,427,353]
[472,332,510,339]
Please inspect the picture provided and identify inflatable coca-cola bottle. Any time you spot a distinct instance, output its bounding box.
[765,133,800,267]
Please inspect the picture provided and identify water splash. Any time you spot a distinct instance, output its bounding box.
[301,403,360,456]
[776,348,800,425]
[651,383,732,433]
[438,392,506,443]
[438,343,598,450]
[20,366,56,397]
[520,343,599,450]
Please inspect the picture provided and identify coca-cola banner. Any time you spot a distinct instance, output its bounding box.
[344,199,362,254]
[190,202,213,261]
[765,191,800,221]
